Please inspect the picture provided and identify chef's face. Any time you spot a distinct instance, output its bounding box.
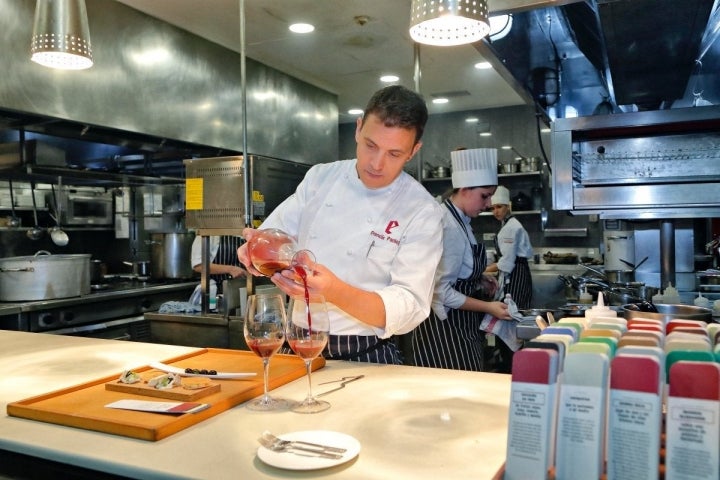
[492,204,510,221]
[465,186,496,217]
[354,114,422,189]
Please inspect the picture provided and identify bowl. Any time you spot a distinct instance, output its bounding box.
[622,303,712,322]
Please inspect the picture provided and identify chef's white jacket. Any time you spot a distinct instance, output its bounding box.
[260,159,444,338]
[496,216,534,273]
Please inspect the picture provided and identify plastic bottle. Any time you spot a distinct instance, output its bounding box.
[583,291,618,320]
[662,283,681,304]
[578,286,593,304]
[209,280,217,311]
[693,292,710,308]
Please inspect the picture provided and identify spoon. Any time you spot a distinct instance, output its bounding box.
[49,184,69,246]
[26,182,44,240]
[7,179,20,228]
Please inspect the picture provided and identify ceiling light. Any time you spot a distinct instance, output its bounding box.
[348,108,363,115]
[465,117,479,123]
[289,23,315,34]
[474,61,491,70]
[479,132,492,137]
[30,0,93,70]
[541,127,551,133]
[380,75,399,83]
[432,98,449,104]
[409,0,490,47]
[501,145,512,150]
[488,14,512,41]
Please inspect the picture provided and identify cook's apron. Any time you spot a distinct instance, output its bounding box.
[494,217,532,309]
[411,199,486,371]
[210,235,244,293]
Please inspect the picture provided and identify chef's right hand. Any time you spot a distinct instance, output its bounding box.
[486,301,511,320]
[237,228,263,276]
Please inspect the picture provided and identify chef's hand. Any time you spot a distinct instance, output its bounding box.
[237,228,263,276]
[271,263,338,300]
[229,265,247,278]
[486,301,511,320]
[480,274,499,297]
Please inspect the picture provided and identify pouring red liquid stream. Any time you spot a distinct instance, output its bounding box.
[293,265,312,332]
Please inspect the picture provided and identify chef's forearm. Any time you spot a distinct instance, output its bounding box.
[326,283,387,328]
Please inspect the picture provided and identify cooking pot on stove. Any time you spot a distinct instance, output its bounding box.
[124,260,151,279]
[148,232,196,279]
[0,251,90,301]
[90,259,107,284]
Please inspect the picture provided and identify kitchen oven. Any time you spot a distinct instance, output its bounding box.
[56,190,114,226]
[0,279,196,341]
[552,105,720,220]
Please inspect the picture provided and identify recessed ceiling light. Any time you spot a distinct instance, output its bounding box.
[479,132,492,137]
[432,98,449,104]
[541,127,551,133]
[348,108,363,115]
[465,117,479,123]
[380,75,399,83]
[474,62,492,70]
[501,145,512,150]
[289,23,315,34]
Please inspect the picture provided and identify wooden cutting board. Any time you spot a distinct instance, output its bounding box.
[7,348,324,441]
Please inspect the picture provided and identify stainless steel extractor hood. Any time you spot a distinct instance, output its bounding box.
[480,0,720,117]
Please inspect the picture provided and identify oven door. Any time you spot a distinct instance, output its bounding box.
[46,315,150,341]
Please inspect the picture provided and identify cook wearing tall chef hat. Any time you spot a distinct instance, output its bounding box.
[484,184,534,372]
[411,148,514,372]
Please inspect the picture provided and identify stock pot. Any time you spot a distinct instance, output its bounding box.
[0,251,90,301]
[148,232,196,279]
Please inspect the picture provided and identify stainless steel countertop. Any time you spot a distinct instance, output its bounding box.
[0,281,198,313]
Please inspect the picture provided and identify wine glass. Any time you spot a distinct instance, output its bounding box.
[286,293,330,413]
[247,228,297,277]
[244,293,289,411]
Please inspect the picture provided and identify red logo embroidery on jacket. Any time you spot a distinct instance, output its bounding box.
[384,220,399,235]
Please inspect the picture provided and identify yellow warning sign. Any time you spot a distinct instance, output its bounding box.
[185,178,204,210]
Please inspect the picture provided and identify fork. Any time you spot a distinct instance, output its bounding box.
[257,434,344,459]
[260,431,347,454]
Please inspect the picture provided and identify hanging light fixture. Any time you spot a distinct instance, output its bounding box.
[409,0,490,47]
[30,0,93,70]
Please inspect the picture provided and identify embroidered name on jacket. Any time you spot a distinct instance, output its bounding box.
[370,229,401,245]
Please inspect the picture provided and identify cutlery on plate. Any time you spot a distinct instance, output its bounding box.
[260,431,347,454]
[257,434,344,459]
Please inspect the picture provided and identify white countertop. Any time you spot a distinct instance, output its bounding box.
[0,331,510,479]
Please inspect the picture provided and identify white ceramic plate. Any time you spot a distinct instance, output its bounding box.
[256,430,361,470]
[148,362,256,379]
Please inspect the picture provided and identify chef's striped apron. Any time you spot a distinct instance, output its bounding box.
[209,235,244,293]
[494,217,533,309]
[411,199,486,371]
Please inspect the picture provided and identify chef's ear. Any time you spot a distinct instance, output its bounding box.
[407,140,423,162]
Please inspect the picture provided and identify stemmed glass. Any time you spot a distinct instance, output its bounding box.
[286,293,330,413]
[244,293,289,411]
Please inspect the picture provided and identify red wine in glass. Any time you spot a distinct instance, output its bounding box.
[288,339,325,360]
[248,338,284,358]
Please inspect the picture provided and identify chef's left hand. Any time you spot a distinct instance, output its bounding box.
[271,263,337,300]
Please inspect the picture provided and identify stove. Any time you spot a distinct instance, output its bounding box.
[0,278,197,340]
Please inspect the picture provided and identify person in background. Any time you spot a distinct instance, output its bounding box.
[237,85,444,364]
[411,148,511,372]
[190,235,246,293]
[484,185,533,372]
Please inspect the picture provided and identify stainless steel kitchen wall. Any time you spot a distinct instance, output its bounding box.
[0,0,337,165]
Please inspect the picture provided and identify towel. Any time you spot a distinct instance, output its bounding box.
[480,294,523,351]
[158,301,201,314]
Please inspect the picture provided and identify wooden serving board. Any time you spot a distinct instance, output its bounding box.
[105,376,221,401]
[7,348,324,441]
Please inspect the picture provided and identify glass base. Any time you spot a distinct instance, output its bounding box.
[246,395,292,411]
[291,397,330,414]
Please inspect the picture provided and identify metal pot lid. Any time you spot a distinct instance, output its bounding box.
[0,253,91,263]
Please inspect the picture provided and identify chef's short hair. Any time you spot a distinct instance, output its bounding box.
[362,85,428,144]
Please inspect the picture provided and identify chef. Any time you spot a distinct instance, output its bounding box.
[190,235,246,293]
[411,148,511,372]
[237,85,444,364]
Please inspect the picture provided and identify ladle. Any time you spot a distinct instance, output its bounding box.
[26,182,44,240]
[49,183,69,246]
[7,179,20,228]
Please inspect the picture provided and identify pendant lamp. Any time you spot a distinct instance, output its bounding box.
[30,0,93,70]
[409,0,490,47]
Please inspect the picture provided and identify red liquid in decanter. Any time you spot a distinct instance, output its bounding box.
[247,229,297,277]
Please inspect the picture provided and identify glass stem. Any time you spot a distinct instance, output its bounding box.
[305,360,313,400]
[262,357,271,401]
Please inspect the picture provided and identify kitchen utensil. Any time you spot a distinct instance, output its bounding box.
[257,435,343,459]
[256,430,362,468]
[316,375,365,398]
[511,191,531,210]
[26,182,44,240]
[48,184,68,246]
[148,232,196,279]
[90,259,107,284]
[622,303,712,322]
[123,260,151,279]
[500,163,518,174]
[0,251,90,301]
[7,179,20,228]
[260,431,347,454]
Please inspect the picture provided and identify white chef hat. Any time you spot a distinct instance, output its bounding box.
[491,185,511,205]
[450,148,498,188]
